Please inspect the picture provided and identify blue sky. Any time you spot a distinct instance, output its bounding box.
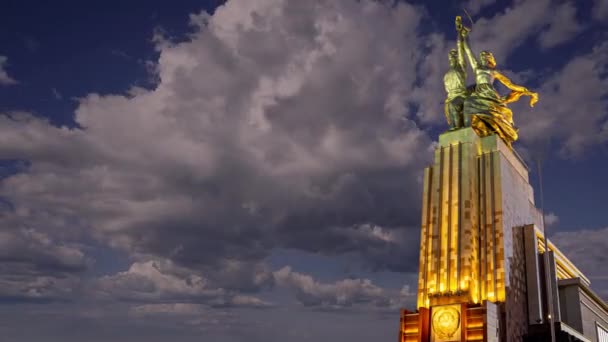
[0,0,607,341]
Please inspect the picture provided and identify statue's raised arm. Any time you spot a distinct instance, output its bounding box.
[455,15,539,147]
[459,25,479,72]
[455,16,467,72]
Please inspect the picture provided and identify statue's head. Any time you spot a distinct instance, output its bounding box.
[448,49,458,64]
[480,51,496,68]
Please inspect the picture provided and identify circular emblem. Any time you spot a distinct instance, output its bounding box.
[432,306,460,339]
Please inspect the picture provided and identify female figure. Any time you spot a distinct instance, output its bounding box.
[460,28,538,147]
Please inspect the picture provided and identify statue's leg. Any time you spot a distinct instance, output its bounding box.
[445,101,455,129]
[454,97,465,128]
[462,98,472,127]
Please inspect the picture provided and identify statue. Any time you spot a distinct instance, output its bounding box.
[443,16,468,130]
[448,16,539,147]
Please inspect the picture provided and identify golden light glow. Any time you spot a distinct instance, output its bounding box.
[497,288,505,302]
[432,305,461,340]
[467,334,484,341]
[416,129,515,308]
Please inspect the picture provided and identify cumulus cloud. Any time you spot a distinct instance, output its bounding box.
[518,42,608,157]
[96,260,271,308]
[538,2,582,49]
[551,227,608,299]
[0,56,17,85]
[465,0,496,16]
[461,0,580,60]
[273,266,414,311]
[274,266,386,309]
[0,219,88,302]
[0,1,606,331]
[468,0,552,61]
[0,0,432,294]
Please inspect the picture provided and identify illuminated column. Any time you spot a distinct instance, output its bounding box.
[459,133,480,303]
[416,128,537,308]
[417,129,482,308]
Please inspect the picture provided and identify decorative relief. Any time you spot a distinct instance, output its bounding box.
[431,305,461,341]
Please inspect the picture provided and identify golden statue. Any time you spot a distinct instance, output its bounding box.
[451,16,539,147]
[443,16,468,130]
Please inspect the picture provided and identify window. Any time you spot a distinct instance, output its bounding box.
[597,323,608,342]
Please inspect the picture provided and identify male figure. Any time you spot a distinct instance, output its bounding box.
[443,16,468,130]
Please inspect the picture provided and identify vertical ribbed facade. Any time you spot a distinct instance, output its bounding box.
[406,127,602,342]
[417,128,522,309]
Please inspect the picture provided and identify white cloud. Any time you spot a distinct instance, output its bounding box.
[0,0,605,325]
[538,2,582,49]
[96,260,222,300]
[0,220,88,301]
[0,0,432,289]
[273,266,388,308]
[544,212,559,226]
[0,56,17,85]
[465,0,496,16]
[468,0,552,60]
[518,42,608,157]
[96,259,272,307]
[273,266,416,311]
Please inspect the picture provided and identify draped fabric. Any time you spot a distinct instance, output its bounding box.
[464,83,518,146]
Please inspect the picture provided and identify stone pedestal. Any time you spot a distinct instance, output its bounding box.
[408,128,543,342]
[417,128,539,307]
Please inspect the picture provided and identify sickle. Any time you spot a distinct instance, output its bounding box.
[462,8,474,31]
